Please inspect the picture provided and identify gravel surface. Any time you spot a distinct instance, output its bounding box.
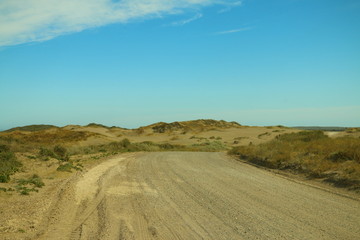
[37,152,360,240]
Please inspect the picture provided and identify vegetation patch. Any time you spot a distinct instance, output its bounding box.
[86,123,110,128]
[38,145,69,161]
[0,145,22,183]
[57,162,83,172]
[228,131,360,191]
[1,130,96,147]
[15,174,44,195]
[190,141,227,152]
[151,119,241,134]
[70,138,226,155]
[3,124,57,132]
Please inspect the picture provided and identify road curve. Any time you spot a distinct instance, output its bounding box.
[40,152,360,240]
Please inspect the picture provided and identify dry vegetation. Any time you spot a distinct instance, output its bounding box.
[0,122,230,189]
[1,120,360,238]
[0,129,97,146]
[229,131,360,191]
[1,120,358,195]
[149,119,241,133]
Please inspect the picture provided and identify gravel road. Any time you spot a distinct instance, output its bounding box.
[38,152,360,240]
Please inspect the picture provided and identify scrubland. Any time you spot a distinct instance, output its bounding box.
[1,120,360,238]
[0,120,234,191]
[1,120,359,195]
[229,130,360,191]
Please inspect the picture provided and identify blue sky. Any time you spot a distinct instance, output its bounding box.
[0,0,359,130]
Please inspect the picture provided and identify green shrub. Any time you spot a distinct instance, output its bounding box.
[0,144,10,152]
[0,145,22,183]
[15,174,45,195]
[39,147,56,158]
[17,174,45,188]
[107,139,131,151]
[120,138,131,148]
[57,162,82,172]
[38,145,69,161]
[159,143,185,150]
[53,145,68,160]
[16,186,39,195]
[275,130,327,142]
[191,141,227,151]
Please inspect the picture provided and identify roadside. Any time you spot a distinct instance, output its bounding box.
[228,131,360,192]
[0,151,137,240]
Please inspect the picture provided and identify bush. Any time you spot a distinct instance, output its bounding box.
[38,145,69,161]
[159,143,185,150]
[0,144,10,152]
[57,162,82,172]
[275,130,327,142]
[53,145,68,160]
[191,141,227,151]
[16,174,45,195]
[120,138,131,148]
[39,147,56,158]
[0,145,22,183]
[17,174,45,188]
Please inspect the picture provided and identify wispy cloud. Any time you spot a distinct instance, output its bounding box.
[170,13,203,26]
[215,27,252,35]
[218,1,242,13]
[0,0,240,47]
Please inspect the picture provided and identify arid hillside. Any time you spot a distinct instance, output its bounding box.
[0,120,300,149]
[1,120,360,239]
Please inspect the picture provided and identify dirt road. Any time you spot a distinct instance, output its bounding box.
[37,152,360,240]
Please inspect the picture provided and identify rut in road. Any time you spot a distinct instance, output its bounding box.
[39,152,360,240]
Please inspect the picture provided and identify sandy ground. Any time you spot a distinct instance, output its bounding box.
[324,131,341,137]
[4,152,356,240]
[66,125,299,147]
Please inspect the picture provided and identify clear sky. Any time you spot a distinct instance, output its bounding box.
[1,0,359,130]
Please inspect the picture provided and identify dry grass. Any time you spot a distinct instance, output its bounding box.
[0,129,98,152]
[228,131,360,191]
[13,129,95,143]
[4,124,57,132]
[148,119,241,134]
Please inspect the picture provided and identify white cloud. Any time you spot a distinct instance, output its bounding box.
[170,13,203,26]
[0,0,241,47]
[218,1,242,13]
[215,27,251,35]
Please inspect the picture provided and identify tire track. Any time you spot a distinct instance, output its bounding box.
[38,152,360,240]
